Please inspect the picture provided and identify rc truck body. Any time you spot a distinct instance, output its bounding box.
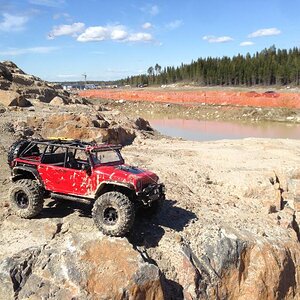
[8,139,165,236]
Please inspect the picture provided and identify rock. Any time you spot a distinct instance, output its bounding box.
[0,63,13,81]
[12,74,34,86]
[0,90,20,106]
[93,104,106,111]
[0,247,42,300]
[2,61,24,74]
[13,121,35,137]
[0,79,12,90]
[92,119,109,128]
[34,87,58,103]
[0,233,165,300]
[70,96,91,105]
[135,117,153,131]
[49,96,68,106]
[0,91,31,107]
[176,228,300,299]
[13,95,32,107]
[38,112,138,145]
[104,126,136,145]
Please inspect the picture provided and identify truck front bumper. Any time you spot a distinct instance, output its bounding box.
[137,183,165,204]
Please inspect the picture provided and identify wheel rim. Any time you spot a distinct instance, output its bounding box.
[103,207,118,225]
[15,191,29,209]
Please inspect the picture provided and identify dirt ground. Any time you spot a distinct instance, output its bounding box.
[80,86,300,109]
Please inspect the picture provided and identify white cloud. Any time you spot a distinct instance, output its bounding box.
[142,22,152,29]
[48,22,85,39]
[203,35,233,43]
[29,0,65,7]
[248,28,281,38]
[240,41,254,46]
[77,25,123,42]
[141,4,159,16]
[77,25,152,43]
[0,46,58,56]
[127,32,152,42]
[111,28,128,40]
[0,13,29,32]
[166,20,183,30]
[53,12,72,22]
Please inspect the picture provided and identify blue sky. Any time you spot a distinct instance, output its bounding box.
[0,0,299,81]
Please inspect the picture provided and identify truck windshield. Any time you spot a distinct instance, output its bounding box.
[91,150,122,165]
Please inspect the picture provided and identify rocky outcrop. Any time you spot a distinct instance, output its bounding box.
[20,111,151,145]
[0,61,69,106]
[175,228,300,299]
[0,216,164,299]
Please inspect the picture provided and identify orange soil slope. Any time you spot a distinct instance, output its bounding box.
[80,89,300,109]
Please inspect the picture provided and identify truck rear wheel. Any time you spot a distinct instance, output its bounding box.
[92,191,135,237]
[9,179,44,218]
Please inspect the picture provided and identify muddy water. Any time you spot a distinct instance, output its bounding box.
[149,118,300,141]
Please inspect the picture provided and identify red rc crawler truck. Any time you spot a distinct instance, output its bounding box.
[7,139,165,237]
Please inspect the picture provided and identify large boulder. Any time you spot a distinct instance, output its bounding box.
[37,112,137,145]
[49,96,68,106]
[0,232,165,300]
[0,90,31,107]
[172,228,300,299]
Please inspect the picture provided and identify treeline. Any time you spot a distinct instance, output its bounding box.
[118,46,300,87]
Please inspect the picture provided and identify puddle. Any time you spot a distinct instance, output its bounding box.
[150,118,300,141]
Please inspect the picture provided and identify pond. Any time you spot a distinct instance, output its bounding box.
[149,118,300,141]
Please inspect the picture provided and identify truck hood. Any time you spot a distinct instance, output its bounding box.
[93,164,158,189]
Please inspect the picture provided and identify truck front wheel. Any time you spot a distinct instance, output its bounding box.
[92,191,135,237]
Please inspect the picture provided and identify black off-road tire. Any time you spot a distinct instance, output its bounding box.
[92,191,135,237]
[7,140,30,168]
[9,179,44,218]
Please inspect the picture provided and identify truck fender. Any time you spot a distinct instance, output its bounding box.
[12,166,43,187]
[95,181,135,197]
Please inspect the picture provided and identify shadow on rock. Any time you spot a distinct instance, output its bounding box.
[162,278,184,300]
[38,200,92,219]
[157,199,197,231]
[128,199,197,248]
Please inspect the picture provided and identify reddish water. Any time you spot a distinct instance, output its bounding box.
[150,118,300,141]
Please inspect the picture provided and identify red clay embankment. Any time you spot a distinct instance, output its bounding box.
[80,89,300,109]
